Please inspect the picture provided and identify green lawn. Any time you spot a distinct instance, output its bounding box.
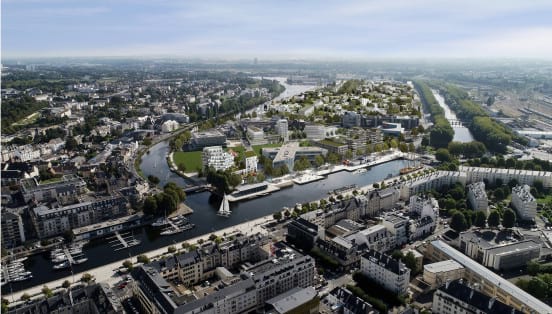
[253,143,282,156]
[173,151,203,172]
[538,194,552,205]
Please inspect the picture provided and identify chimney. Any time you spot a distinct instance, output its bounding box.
[445,280,450,289]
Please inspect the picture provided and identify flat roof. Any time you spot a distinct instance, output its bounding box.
[431,240,552,314]
[266,287,317,313]
[424,259,464,273]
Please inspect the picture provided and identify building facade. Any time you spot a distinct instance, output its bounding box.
[467,182,488,212]
[360,250,410,295]
[511,185,537,221]
[202,146,234,171]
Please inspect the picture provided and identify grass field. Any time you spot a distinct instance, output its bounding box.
[252,143,282,156]
[173,151,203,172]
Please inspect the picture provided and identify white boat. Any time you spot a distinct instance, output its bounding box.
[52,255,68,263]
[151,217,170,228]
[72,257,88,265]
[11,273,32,282]
[53,261,70,270]
[217,194,231,217]
[160,227,181,235]
[353,168,367,174]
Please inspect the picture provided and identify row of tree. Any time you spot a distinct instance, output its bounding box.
[413,81,454,148]
[450,208,516,232]
[465,156,552,172]
[143,182,186,216]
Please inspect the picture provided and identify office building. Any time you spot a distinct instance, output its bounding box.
[262,142,327,170]
[247,126,266,145]
[381,122,404,136]
[467,182,488,212]
[202,146,234,171]
[304,124,327,141]
[423,260,465,289]
[432,279,522,314]
[342,111,361,128]
[191,130,226,150]
[511,185,537,221]
[276,119,289,142]
[425,240,552,313]
[360,250,410,295]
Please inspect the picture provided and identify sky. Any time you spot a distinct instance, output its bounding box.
[2,0,552,60]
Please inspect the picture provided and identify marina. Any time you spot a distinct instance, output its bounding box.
[109,231,141,251]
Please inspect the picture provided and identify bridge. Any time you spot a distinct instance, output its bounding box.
[449,119,470,127]
[182,184,211,194]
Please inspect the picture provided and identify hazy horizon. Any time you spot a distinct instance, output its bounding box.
[3,0,552,60]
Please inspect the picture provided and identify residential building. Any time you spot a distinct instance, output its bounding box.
[409,215,436,242]
[1,212,26,248]
[467,182,488,212]
[409,194,439,220]
[511,185,537,221]
[30,193,128,238]
[325,287,379,314]
[432,279,522,314]
[202,146,234,171]
[400,171,467,201]
[459,166,552,188]
[425,240,552,313]
[423,260,465,289]
[346,224,396,252]
[191,130,226,150]
[264,287,319,314]
[317,236,360,269]
[20,174,87,203]
[360,250,410,295]
[382,213,409,246]
[276,119,289,142]
[313,139,348,155]
[161,120,179,133]
[244,152,258,174]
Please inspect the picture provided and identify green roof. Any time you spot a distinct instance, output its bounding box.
[245,151,256,157]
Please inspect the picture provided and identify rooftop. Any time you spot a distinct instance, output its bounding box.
[362,249,409,275]
[265,287,317,313]
[424,259,464,273]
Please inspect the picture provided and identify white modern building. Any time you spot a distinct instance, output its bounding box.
[511,185,537,221]
[459,166,552,188]
[346,224,396,252]
[245,153,258,174]
[161,120,179,133]
[275,119,289,142]
[202,146,234,171]
[423,260,464,289]
[360,249,410,295]
[467,181,488,212]
[247,126,266,145]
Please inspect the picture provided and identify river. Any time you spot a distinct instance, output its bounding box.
[3,142,409,294]
[432,90,475,143]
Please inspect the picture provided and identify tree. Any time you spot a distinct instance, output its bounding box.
[62,280,71,289]
[503,209,516,228]
[493,188,505,200]
[508,178,519,189]
[284,210,291,218]
[527,260,541,276]
[65,136,78,151]
[228,173,242,189]
[403,252,419,275]
[42,285,53,298]
[488,210,500,228]
[123,260,133,270]
[137,254,150,264]
[168,246,177,253]
[148,175,160,184]
[81,273,93,283]
[20,293,30,301]
[450,212,468,232]
[435,148,452,162]
[314,155,325,167]
[273,212,282,221]
[474,211,487,228]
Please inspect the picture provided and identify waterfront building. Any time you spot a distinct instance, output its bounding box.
[286,217,322,251]
[312,139,348,156]
[190,130,226,150]
[202,146,234,171]
[400,171,467,201]
[425,240,552,313]
[1,211,26,248]
[432,279,522,314]
[30,193,128,238]
[360,249,410,295]
[423,260,465,289]
[511,185,537,221]
[262,142,327,170]
[458,230,541,271]
[275,119,289,142]
[467,182,488,212]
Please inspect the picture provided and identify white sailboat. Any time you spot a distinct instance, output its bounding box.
[217,194,231,217]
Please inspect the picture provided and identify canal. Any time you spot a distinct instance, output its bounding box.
[432,90,475,143]
[2,140,408,294]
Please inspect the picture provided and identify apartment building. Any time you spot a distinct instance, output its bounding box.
[511,185,537,221]
[360,249,410,295]
[467,182,488,212]
[202,146,234,171]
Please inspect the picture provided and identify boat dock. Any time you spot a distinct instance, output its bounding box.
[62,248,75,264]
[109,231,141,251]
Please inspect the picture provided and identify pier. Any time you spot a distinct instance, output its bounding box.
[62,248,74,265]
[110,231,141,251]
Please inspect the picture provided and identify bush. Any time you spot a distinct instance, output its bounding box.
[62,280,71,289]
[168,246,177,253]
[42,285,53,298]
[123,260,134,270]
[81,273,93,283]
[137,254,150,264]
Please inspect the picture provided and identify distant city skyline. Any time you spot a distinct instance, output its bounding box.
[2,0,552,59]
